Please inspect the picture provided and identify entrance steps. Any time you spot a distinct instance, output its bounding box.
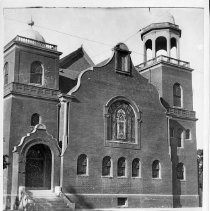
[26,190,74,211]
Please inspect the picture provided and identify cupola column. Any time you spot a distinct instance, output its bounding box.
[166,34,171,58]
[152,38,156,58]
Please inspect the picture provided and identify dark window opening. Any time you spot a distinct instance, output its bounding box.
[117,198,127,207]
[186,129,191,139]
[4,62,9,85]
[177,163,184,180]
[117,157,126,177]
[102,156,111,176]
[132,158,140,177]
[173,83,182,107]
[152,160,160,178]
[31,113,40,126]
[77,154,87,175]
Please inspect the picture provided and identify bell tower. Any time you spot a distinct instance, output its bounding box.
[136,12,199,207]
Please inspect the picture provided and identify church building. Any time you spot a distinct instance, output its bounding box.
[3,13,199,210]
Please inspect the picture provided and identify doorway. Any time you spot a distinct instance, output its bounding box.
[25,144,52,189]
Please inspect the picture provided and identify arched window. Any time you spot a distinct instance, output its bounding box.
[132,158,140,177]
[31,113,40,126]
[173,83,182,107]
[4,62,9,85]
[186,129,191,140]
[102,156,111,176]
[177,163,185,180]
[108,100,135,142]
[77,154,87,175]
[30,61,43,84]
[170,127,175,138]
[177,129,184,148]
[117,157,126,177]
[170,37,177,59]
[152,160,160,178]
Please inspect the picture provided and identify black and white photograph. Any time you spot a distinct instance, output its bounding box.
[2,1,209,211]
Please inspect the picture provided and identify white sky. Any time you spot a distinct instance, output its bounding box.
[3,7,204,148]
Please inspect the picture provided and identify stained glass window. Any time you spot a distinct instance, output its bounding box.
[102,156,111,176]
[108,100,135,142]
[77,154,87,175]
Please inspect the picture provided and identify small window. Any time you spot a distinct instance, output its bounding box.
[117,198,128,207]
[30,61,43,84]
[177,163,185,180]
[177,129,184,148]
[4,62,9,85]
[132,158,140,177]
[186,129,191,140]
[170,127,174,138]
[117,157,126,177]
[77,154,87,175]
[152,160,160,178]
[173,83,182,107]
[31,113,40,126]
[102,156,111,176]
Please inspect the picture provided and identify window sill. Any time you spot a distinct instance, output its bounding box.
[77,174,89,177]
[101,176,113,178]
[117,176,127,179]
[108,140,137,145]
[178,179,186,182]
[131,177,142,179]
[152,177,162,180]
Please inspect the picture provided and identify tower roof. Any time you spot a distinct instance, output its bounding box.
[18,29,45,43]
[150,11,175,24]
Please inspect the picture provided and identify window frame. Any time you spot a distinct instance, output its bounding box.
[117,157,127,178]
[77,154,88,176]
[152,160,161,179]
[104,97,141,150]
[185,129,191,140]
[102,156,113,177]
[4,62,9,85]
[31,113,41,126]
[132,158,141,178]
[177,162,186,181]
[173,83,183,108]
[30,61,44,85]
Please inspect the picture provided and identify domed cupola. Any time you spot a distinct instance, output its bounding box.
[18,20,45,43]
[140,11,181,62]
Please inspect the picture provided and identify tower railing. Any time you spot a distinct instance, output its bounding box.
[136,55,190,70]
[6,35,57,51]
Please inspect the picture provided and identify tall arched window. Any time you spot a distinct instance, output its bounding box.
[108,100,135,143]
[102,156,111,176]
[152,160,160,178]
[4,62,9,85]
[132,158,141,177]
[30,61,43,84]
[31,113,40,126]
[117,157,126,177]
[177,163,185,180]
[173,83,182,107]
[77,154,87,175]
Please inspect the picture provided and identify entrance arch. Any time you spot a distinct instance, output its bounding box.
[25,144,52,189]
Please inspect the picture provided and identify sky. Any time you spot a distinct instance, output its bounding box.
[3,7,204,148]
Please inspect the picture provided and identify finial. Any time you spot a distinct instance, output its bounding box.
[27,17,34,28]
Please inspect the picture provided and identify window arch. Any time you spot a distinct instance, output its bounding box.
[31,113,40,126]
[177,163,185,180]
[173,83,182,107]
[30,61,43,84]
[152,160,160,178]
[132,158,141,178]
[4,62,9,85]
[117,157,126,177]
[102,156,112,176]
[77,154,88,175]
[108,100,135,142]
[185,129,191,140]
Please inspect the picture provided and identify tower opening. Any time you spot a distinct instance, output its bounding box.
[155,36,167,57]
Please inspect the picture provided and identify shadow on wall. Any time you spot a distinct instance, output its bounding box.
[171,120,184,208]
[65,186,94,209]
